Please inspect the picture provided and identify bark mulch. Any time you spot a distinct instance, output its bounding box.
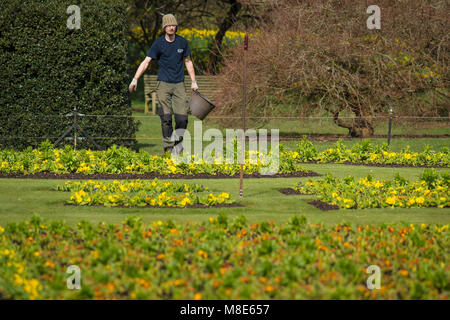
[0,171,321,180]
[63,203,245,209]
[307,200,340,211]
[278,189,339,210]
[278,188,312,195]
[301,161,448,169]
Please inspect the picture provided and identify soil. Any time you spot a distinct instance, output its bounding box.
[307,200,340,211]
[301,161,448,169]
[0,171,321,180]
[278,188,311,195]
[63,203,245,209]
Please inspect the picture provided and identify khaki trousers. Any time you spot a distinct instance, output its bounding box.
[156,81,189,150]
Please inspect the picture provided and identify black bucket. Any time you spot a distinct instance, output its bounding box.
[188,90,216,120]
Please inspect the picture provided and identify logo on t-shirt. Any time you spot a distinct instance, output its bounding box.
[177,49,184,53]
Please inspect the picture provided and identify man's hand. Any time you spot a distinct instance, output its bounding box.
[129,78,138,93]
[191,80,198,91]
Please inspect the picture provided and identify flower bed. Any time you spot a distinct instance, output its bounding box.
[0,140,308,176]
[290,137,449,167]
[0,139,448,177]
[0,215,448,299]
[55,179,234,208]
[293,170,449,209]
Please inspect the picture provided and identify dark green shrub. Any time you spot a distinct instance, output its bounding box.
[0,0,139,150]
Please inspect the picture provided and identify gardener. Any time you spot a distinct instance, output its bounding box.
[129,14,198,154]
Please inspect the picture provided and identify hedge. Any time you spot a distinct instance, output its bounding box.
[0,0,139,150]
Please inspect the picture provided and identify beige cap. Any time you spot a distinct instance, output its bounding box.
[162,14,178,30]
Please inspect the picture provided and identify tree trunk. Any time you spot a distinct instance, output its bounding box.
[207,0,242,74]
[332,107,375,137]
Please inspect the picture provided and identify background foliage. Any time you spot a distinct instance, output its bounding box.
[0,0,139,150]
[213,0,449,136]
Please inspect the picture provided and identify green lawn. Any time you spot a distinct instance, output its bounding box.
[1,163,449,227]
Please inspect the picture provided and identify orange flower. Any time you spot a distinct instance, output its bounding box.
[265,285,275,293]
[173,239,184,247]
[194,293,202,300]
[106,282,115,293]
[399,270,409,276]
[139,279,150,288]
[173,279,186,287]
[156,253,165,260]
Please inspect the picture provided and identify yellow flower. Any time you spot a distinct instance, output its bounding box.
[415,197,425,205]
[386,197,396,205]
[218,192,230,199]
[33,251,41,257]
[14,274,24,285]
[168,166,177,174]
[180,197,191,206]
[374,181,383,188]
[197,250,208,258]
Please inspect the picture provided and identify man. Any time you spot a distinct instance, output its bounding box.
[129,14,198,154]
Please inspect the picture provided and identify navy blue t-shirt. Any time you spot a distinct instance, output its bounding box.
[146,35,191,83]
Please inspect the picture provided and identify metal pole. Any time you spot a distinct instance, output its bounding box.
[74,106,78,150]
[387,107,393,146]
[240,34,248,198]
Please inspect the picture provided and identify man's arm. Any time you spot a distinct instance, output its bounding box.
[129,56,152,93]
[184,56,198,91]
